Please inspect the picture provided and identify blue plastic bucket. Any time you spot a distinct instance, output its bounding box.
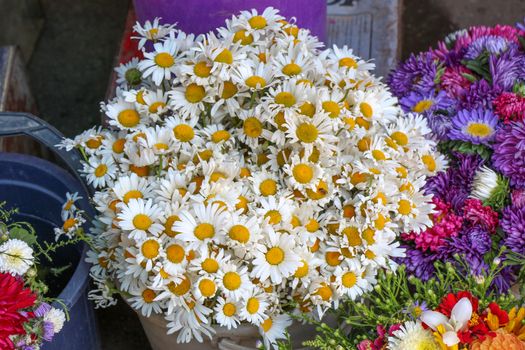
[0,113,101,350]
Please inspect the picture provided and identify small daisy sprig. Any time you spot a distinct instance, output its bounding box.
[59,7,444,348]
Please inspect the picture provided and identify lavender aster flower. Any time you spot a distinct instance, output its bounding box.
[34,302,52,318]
[387,52,438,97]
[400,89,455,115]
[397,246,437,281]
[490,49,525,91]
[501,204,525,255]
[42,321,56,342]
[464,35,510,60]
[492,121,525,187]
[449,108,499,145]
[460,79,501,110]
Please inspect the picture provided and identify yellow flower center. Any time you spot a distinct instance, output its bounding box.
[123,190,143,204]
[296,123,318,143]
[185,83,206,103]
[315,284,333,301]
[275,92,296,107]
[246,297,260,314]
[94,164,108,177]
[391,131,409,146]
[233,30,254,45]
[339,57,357,69]
[294,260,309,278]
[229,225,250,243]
[214,49,233,64]
[258,52,267,63]
[201,258,219,273]
[282,62,302,76]
[194,223,215,240]
[243,117,263,138]
[357,136,371,152]
[148,101,166,114]
[221,81,238,99]
[133,214,152,231]
[374,214,387,230]
[194,61,211,77]
[173,124,195,142]
[223,303,236,317]
[306,180,328,200]
[422,154,437,172]
[372,150,386,161]
[211,130,230,143]
[323,101,341,118]
[265,247,285,265]
[412,99,433,113]
[142,289,156,303]
[112,138,126,154]
[362,228,375,244]
[261,318,273,332]
[148,28,158,38]
[249,15,267,29]
[236,196,249,213]
[265,210,282,225]
[259,179,277,196]
[325,251,341,266]
[223,272,241,290]
[466,122,493,137]
[117,109,140,128]
[398,199,412,215]
[62,218,76,231]
[299,102,316,117]
[86,137,102,149]
[274,111,287,131]
[141,239,159,259]
[360,102,373,118]
[154,52,174,68]
[343,227,362,246]
[305,218,319,232]
[130,165,149,177]
[166,244,185,263]
[198,279,216,297]
[293,163,314,184]
[245,75,266,89]
[168,275,191,296]
[342,272,357,288]
[164,215,180,237]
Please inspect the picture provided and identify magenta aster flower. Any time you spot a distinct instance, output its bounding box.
[493,92,525,124]
[463,198,499,233]
[449,108,498,145]
[492,121,525,187]
[512,189,525,208]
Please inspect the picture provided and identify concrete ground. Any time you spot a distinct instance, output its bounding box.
[2,0,525,349]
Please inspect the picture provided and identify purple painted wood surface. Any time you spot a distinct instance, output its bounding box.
[133,0,326,41]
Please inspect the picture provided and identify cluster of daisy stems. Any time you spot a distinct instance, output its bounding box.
[57,7,525,350]
[0,204,70,350]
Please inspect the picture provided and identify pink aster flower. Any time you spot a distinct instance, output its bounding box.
[493,92,525,124]
[463,198,499,233]
[402,198,463,252]
[441,66,472,98]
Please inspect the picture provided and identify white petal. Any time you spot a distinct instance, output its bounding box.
[451,297,472,330]
[442,331,460,346]
[420,311,449,330]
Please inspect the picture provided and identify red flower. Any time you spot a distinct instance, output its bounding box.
[437,291,479,317]
[0,273,37,350]
[487,302,509,325]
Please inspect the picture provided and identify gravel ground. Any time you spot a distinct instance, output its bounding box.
[3,0,525,349]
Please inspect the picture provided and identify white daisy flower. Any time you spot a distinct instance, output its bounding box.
[132,17,176,49]
[0,239,34,275]
[259,314,293,350]
[138,36,180,85]
[118,198,164,240]
[214,297,241,329]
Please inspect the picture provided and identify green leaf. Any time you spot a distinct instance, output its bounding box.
[9,226,38,246]
[50,263,72,277]
[461,72,477,83]
[438,140,492,160]
[519,35,525,50]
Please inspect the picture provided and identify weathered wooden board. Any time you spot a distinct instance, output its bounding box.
[327,0,401,79]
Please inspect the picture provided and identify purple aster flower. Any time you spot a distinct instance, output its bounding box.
[517,18,525,31]
[34,302,52,318]
[404,301,428,319]
[449,108,499,145]
[464,35,511,60]
[400,89,455,115]
[490,49,525,91]
[42,321,56,341]
[501,204,525,255]
[439,225,492,275]
[425,112,453,141]
[387,52,438,97]
[492,121,525,187]
[397,246,437,281]
[460,79,501,110]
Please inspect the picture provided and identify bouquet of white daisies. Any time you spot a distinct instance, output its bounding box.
[58,7,445,348]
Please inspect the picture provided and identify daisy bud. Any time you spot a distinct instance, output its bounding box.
[125,68,142,86]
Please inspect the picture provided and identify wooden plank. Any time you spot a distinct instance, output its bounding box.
[327,0,402,79]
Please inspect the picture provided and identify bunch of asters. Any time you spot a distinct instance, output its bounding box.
[304,261,525,350]
[388,22,525,292]
[58,8,444,347]
[0,208,66,350]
